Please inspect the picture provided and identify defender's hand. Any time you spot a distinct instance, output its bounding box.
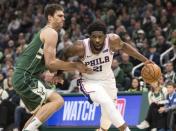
[75,62,93,74]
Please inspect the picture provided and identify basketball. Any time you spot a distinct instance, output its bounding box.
[141,63,162,83]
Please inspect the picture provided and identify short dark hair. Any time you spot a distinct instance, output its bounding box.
[166,81,176,88]
[87,20,106,35]
[44,4,64,20]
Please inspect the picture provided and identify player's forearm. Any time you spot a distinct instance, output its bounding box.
[122,43,148,62]
[46,59,77,72]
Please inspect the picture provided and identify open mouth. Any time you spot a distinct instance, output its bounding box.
[95,46,101,49]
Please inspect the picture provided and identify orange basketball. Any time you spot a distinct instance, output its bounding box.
[141,63,162,83]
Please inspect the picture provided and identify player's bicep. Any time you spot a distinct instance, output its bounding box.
[63,41,84,59]
[42,30,58,66]
[109,34,124,52]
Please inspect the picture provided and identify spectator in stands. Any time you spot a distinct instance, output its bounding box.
[1,58,13,77]
[80,10,94,34]
[164,62,176,84]
[3,67,14,90]
[130,19,142,43]
[17,33,27,49]
[0,86,9,130]
[150,28,162,47]
[142,8,156,39]
[111,58,125,91]
[134,29,146,53]
[55,72,70,91]
[0,72,4,88]
[128,77,140,92]
[170,29,176,47]
[69,22,85,42]
[119,52,133,90]
[15,37,27,61]
[101,9,116,26]
[42,70,71,93]
[7,14,21,36]
[156,35,171,55]
[146,44,160,66]
[158,81,176,131]
[58,72,80,94]
[137,79,168,131]
[0,87,9,104]
[13,100,32,131]
[0,81,19,131]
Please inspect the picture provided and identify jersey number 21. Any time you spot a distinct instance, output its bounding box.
[93,65,102,72]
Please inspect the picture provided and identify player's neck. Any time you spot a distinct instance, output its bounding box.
[91,48,101,54]
[89,42,102,54]
[46,23,60,31]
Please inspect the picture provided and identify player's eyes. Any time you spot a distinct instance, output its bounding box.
[58,15,64,17]
[91,35,103,39]
[99,35,104,38]
[91,35,96,39]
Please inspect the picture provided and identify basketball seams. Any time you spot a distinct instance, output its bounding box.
[149,64,156,80]
[153,64,159,80]
[155,65,162,81]
[141,64,161,83]
[154,64,162,81]
[141,66,154,82]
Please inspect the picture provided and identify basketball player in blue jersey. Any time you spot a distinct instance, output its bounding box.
[62,20,150,131]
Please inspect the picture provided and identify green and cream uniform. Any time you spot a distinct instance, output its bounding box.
[12,31,53,113]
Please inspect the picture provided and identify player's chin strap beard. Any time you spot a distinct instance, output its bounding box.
[92,43,103,53]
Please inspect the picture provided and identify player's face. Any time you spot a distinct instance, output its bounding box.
[51,10,65,29]
[90,31,106,52]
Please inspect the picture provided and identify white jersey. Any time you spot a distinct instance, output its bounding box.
[78,35,125,128]
[81,35,115,81]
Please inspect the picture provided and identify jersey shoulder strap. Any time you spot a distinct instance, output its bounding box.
[82,38,91,57]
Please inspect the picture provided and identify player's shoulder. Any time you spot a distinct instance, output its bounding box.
[74,40,84,50]
[40,27,58,42]
[107,33,121,41]
[107,33,122,45]
[41,27,58,36]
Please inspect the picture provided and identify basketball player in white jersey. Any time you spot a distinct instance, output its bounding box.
[62,20,150,131]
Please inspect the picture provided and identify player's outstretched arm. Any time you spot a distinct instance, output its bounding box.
[41,28,90,73]
[109,34,148,63]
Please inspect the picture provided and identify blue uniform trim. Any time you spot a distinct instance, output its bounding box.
[77,78,93,104]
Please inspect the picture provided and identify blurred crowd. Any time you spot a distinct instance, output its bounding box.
[0,0,176,130]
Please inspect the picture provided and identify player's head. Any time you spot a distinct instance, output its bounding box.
[88,20,106,52]
[44,4,64,28]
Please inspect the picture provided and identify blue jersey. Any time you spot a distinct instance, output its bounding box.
[165,91,176,110]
